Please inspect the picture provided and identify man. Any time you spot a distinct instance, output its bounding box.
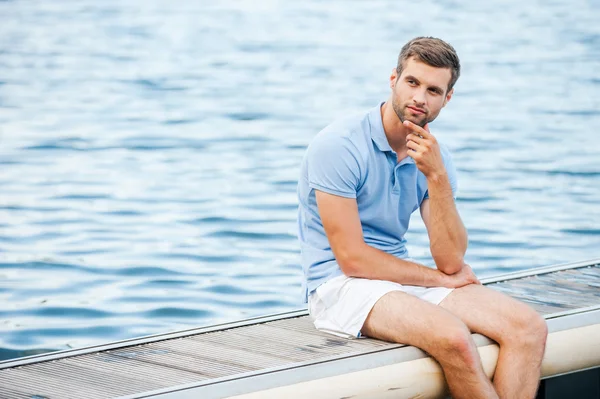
[297,37,548,399]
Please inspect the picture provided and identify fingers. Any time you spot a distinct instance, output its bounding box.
[403,120,431,139]
[406,133,424,145]
[406,139,421,152]
[406,132,428,157]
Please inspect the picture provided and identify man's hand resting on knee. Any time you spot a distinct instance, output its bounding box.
[441,264,481,288]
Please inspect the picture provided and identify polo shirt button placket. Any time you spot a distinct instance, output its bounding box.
[392,165,402,194]
[388,152,401,194]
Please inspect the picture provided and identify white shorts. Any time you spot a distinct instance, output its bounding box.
[308,274,454,339]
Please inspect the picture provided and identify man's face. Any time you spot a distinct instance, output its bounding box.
[390,57,453,128]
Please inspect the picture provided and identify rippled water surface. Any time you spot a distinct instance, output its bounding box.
[1,0,599,361]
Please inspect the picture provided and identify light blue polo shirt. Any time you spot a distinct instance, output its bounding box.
[297,102,458,303]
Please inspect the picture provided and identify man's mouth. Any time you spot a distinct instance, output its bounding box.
[407,106,426,115]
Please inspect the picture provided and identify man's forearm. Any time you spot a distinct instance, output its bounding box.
[339,243,447,287]
[426,172,468,274]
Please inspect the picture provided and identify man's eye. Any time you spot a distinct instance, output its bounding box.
[407,80,416,85]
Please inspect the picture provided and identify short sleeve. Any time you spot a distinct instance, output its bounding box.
[424,144,458,200]
[306,135,362,199]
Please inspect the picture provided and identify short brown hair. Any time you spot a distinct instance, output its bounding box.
[396,37,461,92]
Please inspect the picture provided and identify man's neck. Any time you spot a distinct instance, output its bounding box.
[380,100,411,160]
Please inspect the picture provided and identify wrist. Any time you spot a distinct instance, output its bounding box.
[426,171,453,198]
[435,269,450,285]
[425,170,448,183]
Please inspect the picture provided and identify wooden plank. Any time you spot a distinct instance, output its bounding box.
[1,350,210,399]
[0,385,31,399]
[13,361,154,398]
[109,342,254,378]
[196,323,375,358]
[267,317,394,346]
[64,353,208,385]
[493,276,597,308]
[487,284,570,314]
[0,367,113,399]
[196,329,334,363]
[153,337,292,369]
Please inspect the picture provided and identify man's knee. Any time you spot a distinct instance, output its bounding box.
[436,324,481,368]
[504,303,548,350]
[523,312,548,353]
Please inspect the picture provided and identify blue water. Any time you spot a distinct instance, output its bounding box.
[0,0,599,361]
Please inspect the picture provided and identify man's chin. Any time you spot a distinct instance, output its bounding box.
[404,114,428,128]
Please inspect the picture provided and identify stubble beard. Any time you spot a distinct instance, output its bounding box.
[391,96,429,128]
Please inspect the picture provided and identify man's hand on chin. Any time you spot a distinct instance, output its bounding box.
[404,120,447,179]
[441,263,481,288]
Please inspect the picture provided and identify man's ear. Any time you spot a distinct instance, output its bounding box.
[390,68,398,89]
[443,88,454,107]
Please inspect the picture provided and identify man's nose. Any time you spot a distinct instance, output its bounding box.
[412,89,427,106]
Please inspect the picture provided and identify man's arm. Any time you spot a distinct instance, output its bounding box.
[405,121,468,275]
[420,188,468,274]
[316,189,475,288]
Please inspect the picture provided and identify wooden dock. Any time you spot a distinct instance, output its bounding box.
[1,259,599,399]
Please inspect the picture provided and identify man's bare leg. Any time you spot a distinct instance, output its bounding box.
[362,291,498,399]
[439,284,548,399]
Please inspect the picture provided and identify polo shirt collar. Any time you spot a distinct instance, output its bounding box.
[369,102,416,166]
[369,102,393,153]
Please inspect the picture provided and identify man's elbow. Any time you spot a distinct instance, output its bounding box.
[335,246,365,277]
[433,254,465,275]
